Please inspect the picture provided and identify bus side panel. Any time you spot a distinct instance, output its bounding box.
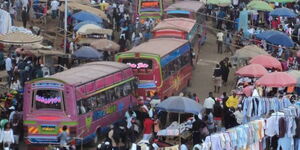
[161,65,193,97]
[77,95,136,142]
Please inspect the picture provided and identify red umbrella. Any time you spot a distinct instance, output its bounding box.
[236,64,268,77]
[255,72,296,87]
[243,85,254,97]
[249,55,282,71]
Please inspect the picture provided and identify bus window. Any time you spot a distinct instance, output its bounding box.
[162,51,191,79]
[35,90,63,110]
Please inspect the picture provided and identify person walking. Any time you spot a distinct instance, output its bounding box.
[57,126,70,148]
[142,115,154,141]
[0,123,15,149]
[216,31,224,53]
[50,0,59,19]
[5,54,13,86]
[203,92,215,114]
[224,33,233,55]
[21,7,28,28]
[213,64,222,93]
[220,57,231,86]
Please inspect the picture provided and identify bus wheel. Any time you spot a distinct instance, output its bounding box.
[187,80,191,87]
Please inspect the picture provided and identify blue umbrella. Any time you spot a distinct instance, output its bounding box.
[156,96,203,114]
[270,8,297,18]
[266,32,294,47]
[256,30,280,40]
[257,30,294,47]
[72,11,103,24]
[73,46,103,60]
[73,21,102,31]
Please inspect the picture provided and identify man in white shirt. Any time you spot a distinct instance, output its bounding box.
[217,31,224,54]
[51,0,59,19]
[203,92,215,114]
[5,55,13,85]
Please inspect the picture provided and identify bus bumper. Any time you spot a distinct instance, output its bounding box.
[26,136,59,145]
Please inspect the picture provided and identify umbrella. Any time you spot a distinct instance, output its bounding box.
[287,70,300,87]
[270,8,297,18]
[0,32,43,45]
[77,24,102,34]
[243,85,254,97]
[156,96,203,114]
[256,30,294,47]
[72,46,103,60]
[233,45,268,59]
[236,64,268,78]
[72,11,103,24]
[267,32,294,47]
[206,0,231,6]
[268,0,295,3]
[90,39,120,52]
[247,1,273,11]
[255,30,279,40]
[73,21,101,31]
[256,72,296,87]
[250,55,282,70]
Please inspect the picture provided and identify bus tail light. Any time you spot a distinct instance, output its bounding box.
[69,127,77,137]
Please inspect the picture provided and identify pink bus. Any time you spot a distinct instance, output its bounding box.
[23,61,137,145]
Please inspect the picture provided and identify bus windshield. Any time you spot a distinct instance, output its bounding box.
[122,58,153,73]
[34,89,63,110]
[167,13,190,18]
[140,0,160,11]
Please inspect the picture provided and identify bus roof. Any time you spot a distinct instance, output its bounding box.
[153,18,196,33]
[49,61,130,86]
[124,38,188,57]
[165,1,204,13]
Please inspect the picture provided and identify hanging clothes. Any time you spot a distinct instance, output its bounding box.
[0,9,12,34]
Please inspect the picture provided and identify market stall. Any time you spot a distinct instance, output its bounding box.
[155,96,203,146]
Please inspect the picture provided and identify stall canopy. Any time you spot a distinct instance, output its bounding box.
[233,45,268,59]
[268,0,295,3]
[270,8,297,18]
[206,0,231,6]
[16,48,65,56]
[77,24,112,35]
[287,70,300,87]
[249,55,282,71]
[247,1,273,11]
[72,11,103,24]
[72,46,103,60]
[90,39,120,52]
[0,32,43,45]
[60,2,109,22]
[156,96,203,114]
[236,64,268,78]
[256,72,296,87]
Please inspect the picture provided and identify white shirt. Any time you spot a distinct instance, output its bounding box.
[51,0,59,10]
[180,144,188,150]
[265,112,284,136]
[203,97,215,109]
[233,0,239,5]
[5,57,12,71]
[217,32,224,42]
